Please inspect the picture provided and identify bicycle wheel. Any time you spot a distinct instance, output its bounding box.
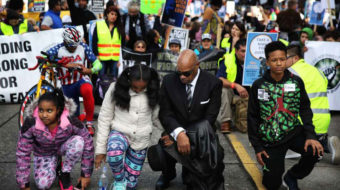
[18,82,54,129]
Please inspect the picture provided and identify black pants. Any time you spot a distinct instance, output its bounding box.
[161,143,225,190]
[262,132,319,190]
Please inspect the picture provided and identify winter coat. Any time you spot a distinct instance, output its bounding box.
[96,82,161,155]
[16,98,94,187]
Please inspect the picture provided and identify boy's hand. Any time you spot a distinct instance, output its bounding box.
[77,177,91,190]
[305,139,324,157]
[95,154,106,170]
[256,150,269,166]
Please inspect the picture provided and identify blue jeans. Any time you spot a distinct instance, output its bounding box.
[99,60,118,77]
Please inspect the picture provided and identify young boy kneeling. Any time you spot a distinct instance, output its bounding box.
[247,41,324,190]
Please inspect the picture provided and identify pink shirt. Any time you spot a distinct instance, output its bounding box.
[49,126,59,138]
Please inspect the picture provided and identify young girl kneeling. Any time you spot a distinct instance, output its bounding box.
[95,64,160,190]
[16,89,94,190]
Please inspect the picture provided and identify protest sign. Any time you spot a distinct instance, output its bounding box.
[198,49,224,76]
[305,41,340,110]
[91,0,104,14]
[242,32,278,86]
[167,27,189,51]
[189,0,202,17]
[226,1,235,15]
[152,50,178,80]
[0,28,84,103]
[309,1,325,25]
[161,0,187,27]
[141,0,165,14]
[27,0,45,12]
[118,48,153,74]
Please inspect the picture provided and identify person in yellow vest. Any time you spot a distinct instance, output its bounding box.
[286,44,340,164]
[92,6,124,78]
[216,39,250,133]
[0,8,35,35]
[220,21,246,54]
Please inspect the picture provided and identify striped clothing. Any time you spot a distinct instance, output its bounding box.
[46,42,97,85]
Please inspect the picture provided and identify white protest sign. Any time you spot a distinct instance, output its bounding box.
[118,0,132,14]
[0,28,83,103]
[167,27,189,51]
[305,41,340,110]
[226,1,235,15]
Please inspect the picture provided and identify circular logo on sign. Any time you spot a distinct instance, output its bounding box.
[315,58,340,90]
[250,34,273,60]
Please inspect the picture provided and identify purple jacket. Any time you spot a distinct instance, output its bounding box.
[16,98,94,187]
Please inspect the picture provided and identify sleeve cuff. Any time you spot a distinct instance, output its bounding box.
[170,127,186,141]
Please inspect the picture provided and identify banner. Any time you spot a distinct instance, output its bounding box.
[309,1,325,26]
[118,48,153,74]
[0,28,83,103]
[305,41,340,110]
[167,27,189,51]
[141,0,165,14]
[152,50,178,80]
[161,0,187,27]
[242,32,278,86]
[27,0,45,12]
[198,49,224,76]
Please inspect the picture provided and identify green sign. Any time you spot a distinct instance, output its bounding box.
[140,0,165,14]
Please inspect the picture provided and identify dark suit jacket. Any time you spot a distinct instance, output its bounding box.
[159,69,222,134]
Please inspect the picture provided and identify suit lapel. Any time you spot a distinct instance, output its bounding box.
[174,76,189,117]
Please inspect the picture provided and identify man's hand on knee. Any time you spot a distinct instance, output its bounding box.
[161,135,174,147]
[305,139,324,157]
[177,132,191,155]
[256,150,269,166]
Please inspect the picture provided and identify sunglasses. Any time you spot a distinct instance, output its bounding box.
[176,69,194,77]
[136,46,145,48]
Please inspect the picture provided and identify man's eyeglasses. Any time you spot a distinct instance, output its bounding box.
[176,69,194,77]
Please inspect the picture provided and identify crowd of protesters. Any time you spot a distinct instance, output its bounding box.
[1,0,340,189]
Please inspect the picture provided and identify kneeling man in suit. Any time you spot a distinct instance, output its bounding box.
[156,49,225,190]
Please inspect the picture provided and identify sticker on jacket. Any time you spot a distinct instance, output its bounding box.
[258,89,269,101]
[284,83,295,92]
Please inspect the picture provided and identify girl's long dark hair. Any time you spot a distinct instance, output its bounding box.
[113,64,160,110]
[38,88,65,118]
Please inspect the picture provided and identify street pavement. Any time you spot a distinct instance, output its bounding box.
[0,103,339,190]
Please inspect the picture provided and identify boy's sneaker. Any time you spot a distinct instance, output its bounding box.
[86,122,95,137]
[328,136,340,164]
[283,172,300,190]
[58,171,73,190]
[113,180,127,190]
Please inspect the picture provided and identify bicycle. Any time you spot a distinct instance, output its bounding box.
[18,51,81,129]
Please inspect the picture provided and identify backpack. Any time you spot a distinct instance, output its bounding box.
[94,74,116,105]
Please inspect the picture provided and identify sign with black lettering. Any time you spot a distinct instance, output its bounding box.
[198,49,224,76]
[118,48,153,74]
[0,29,82,103]
[167,27,189,51]
[91,0,104,14]
[152,49,179,80]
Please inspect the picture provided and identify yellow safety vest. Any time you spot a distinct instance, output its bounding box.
[0,19,28,35]
[97,20,121,61]
[289,59,331,134]
[218,52,237,82]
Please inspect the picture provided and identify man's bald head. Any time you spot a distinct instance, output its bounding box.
[177,49,199,84]
[177,49,198,69]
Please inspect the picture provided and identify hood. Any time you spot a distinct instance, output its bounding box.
[301,27,313,40]
[263,69,293,84]
[25,97,77,131]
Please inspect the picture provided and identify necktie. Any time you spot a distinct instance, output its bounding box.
[186,84,193,109]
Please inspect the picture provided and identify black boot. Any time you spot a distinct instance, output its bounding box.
[155,174,176,190]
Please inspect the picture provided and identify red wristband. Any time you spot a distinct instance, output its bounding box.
[231,82,235,89]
